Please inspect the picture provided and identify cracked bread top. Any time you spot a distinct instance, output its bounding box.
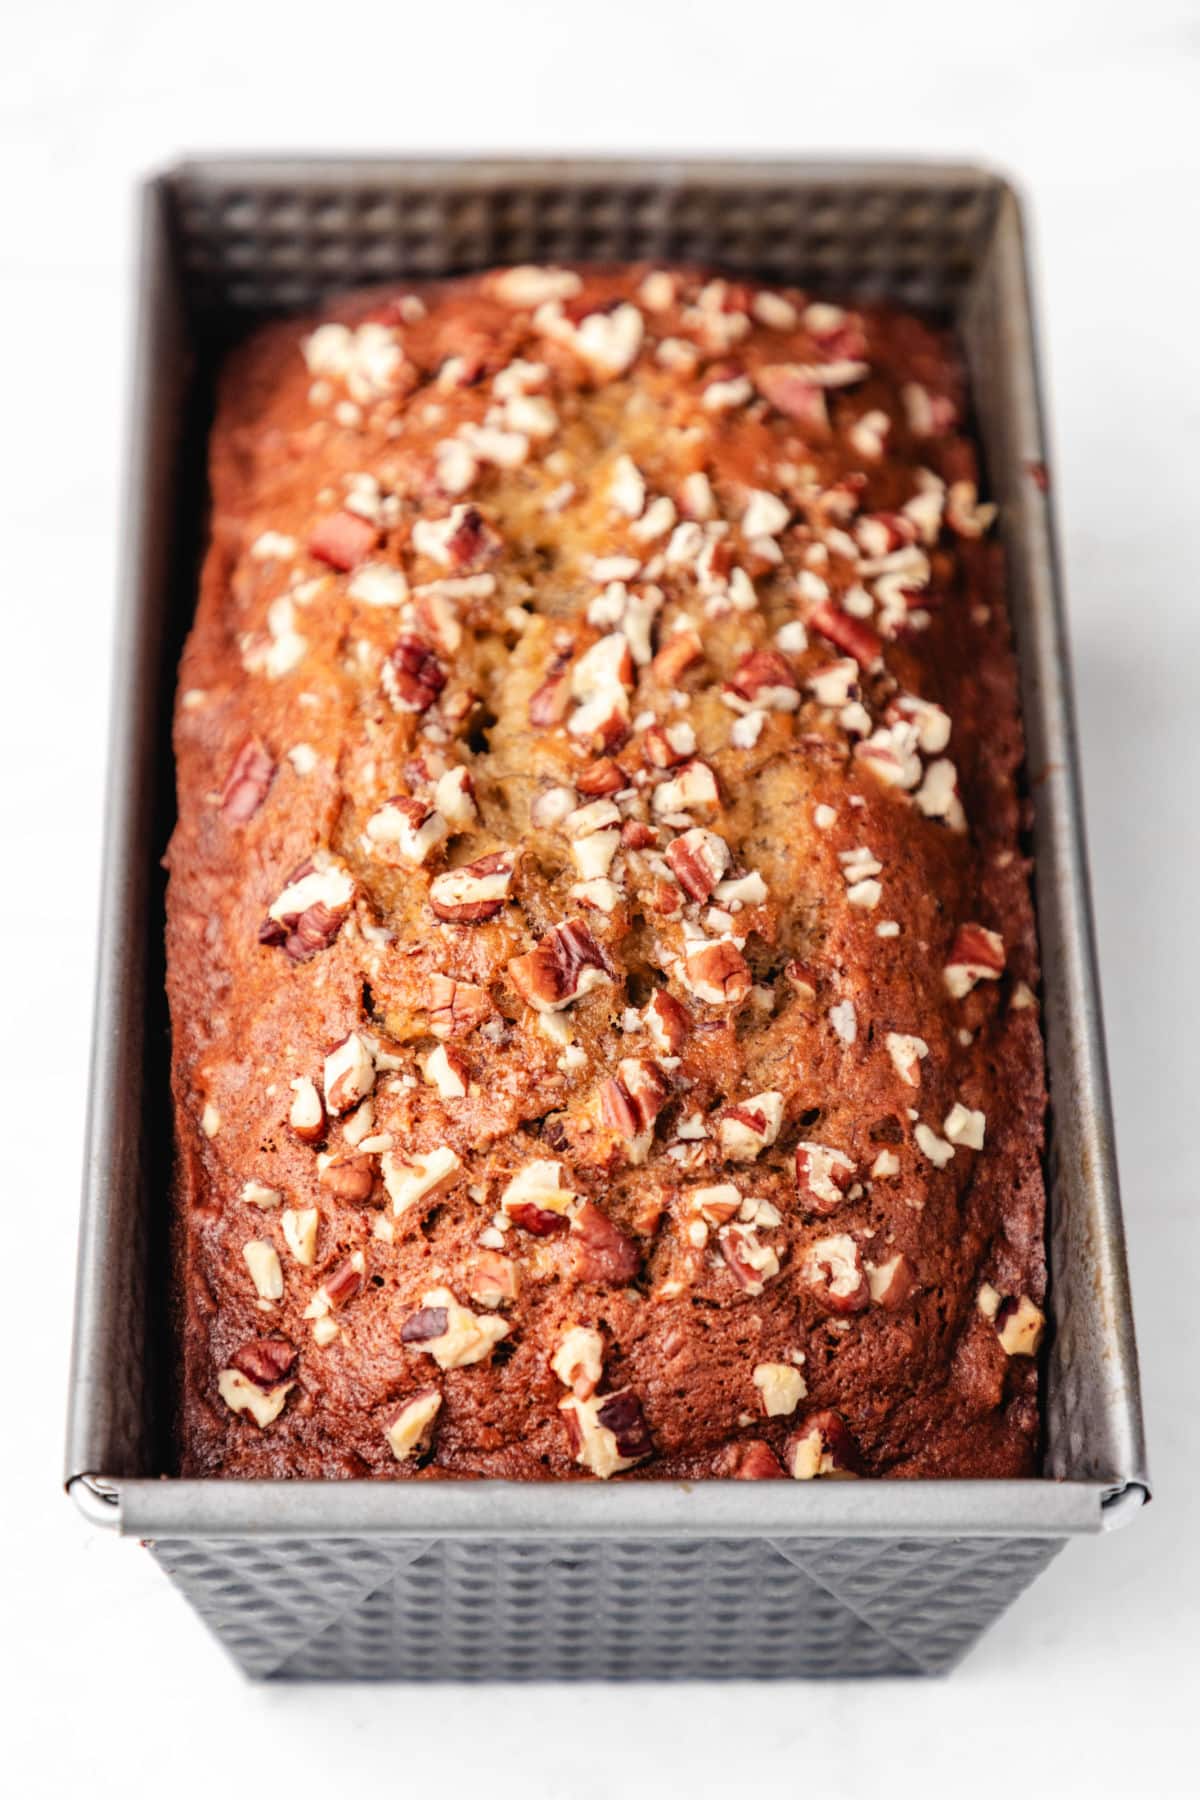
[168,263,1046,1481]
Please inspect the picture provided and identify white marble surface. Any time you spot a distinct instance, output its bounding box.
[5,1,1198,1792]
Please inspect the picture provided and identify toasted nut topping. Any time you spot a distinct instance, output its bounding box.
[383,634,447,714]
[231,1337,296,1388]
[943,1102,985,1148]
[308,509,379,571]
[570,1200,641,1283]
[319,1154,376,1203]
[681,939,752,1007]
[243,1239,283,1301]
[652,759,719,817]
[305,1251,366,1319]
[795,1142,855,1213]
[382,1144,462,1215]
[718,1439,786,1479]
[865,1252,915,1310]
[281,1207,319,1266]
[801,1234,868,1314]
[719,1091,784,1162]
[401,1286,510,1369]
[995,1294,1046,1357]
[723,648,799,714]
[323,1032,375,1115]
[666,828,731,901]
[944,923,1005,998]
[220,737,275,823]
[427,973,491,1038]
[384,1388,443,1462]
[430,851,516,922]
[259,855,355,961]
[551,1325,606,1398]
[364,797,449,867]
[643,988,692,1053]
[288,1076,326,1144]
[560,1388,653,1477]
[753,1361,808,1417]
[467,1250,519,1309]
[509,919,612,1012]
[785,1410,860,1479]
[217,1368,293,1427]
[240,1180,282,1209]
[500,1159,576,1235]
[719,1224,781,1295]
[885,1033,929,1087]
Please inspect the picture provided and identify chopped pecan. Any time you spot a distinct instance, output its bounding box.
[384,634,447,714]
[719,1224,781,1295]
[309,509,379,571]
[318,1155,376,1203]
[323,1031,375,1115]
[322,1255,365,1309]
[528,649,573,726]
[785,1410,861,1479]
[400,1305,451,1343]
[753,1361,808,1417]
[682,939,752,1007]
[665,827,732,902]
[427,974,491,1039]
[801,1234,869,1314]
[865,1252,915,1310]
[363,796,449,867]
[643,722,695,769]
[500,1159,576,1235]
[288,1075,326,1144]
[412,503,499,571]
[995,1294,1046,1357]
[576,756,625,796]
[560,1388,653,1477]
[723,649,800,713]
[467,1250,520,1308]
[753,364,830,432]
[550,1324,605,1398]
[400,1286,510,1368]
[429,851,516,923]
[651,630,704,685]
[259,856,355,961]
[651,759,719,816]
[570,1200,641,1283]
[384,1388,442,1462]
[596,1389,654,1460]
[719,1091,784,1162]
[809,600,882,668]
[643,988,693,1053]
[508,919,612,1012]
[220,736,275,823]
[231,1337,297,1388]
[718,1439,786,1480]
[795,1141,855,1214]
[600,1057,671,1142]
[943,922,1005,998]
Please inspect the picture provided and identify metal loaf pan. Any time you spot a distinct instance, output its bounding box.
[66,158,1149,1679]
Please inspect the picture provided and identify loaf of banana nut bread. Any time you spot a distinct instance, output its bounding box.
[168,263,1047,1481]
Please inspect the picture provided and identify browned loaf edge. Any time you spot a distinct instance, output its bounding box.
[165,263,1046,1481]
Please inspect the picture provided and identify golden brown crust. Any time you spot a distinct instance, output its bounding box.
[166,264,1046,1481]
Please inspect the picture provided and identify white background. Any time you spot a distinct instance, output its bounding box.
[5,1,1197,1793]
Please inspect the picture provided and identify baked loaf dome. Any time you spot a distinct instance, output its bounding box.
[168,263,1046,1480]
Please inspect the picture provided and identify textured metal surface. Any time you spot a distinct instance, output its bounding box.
[67,158,1148,1678]
[170,157,1001,316]
[147,1533,1063,1680]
